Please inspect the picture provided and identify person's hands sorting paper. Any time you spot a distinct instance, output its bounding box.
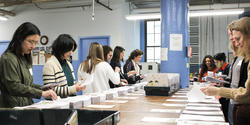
[75,83,86,92]
[200,86,219,96]
[42,90,58,100]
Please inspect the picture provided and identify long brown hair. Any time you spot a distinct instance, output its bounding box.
[232,17,250,61]
[80,42,104,74]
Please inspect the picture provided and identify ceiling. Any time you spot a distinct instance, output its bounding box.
[0,0,250,16]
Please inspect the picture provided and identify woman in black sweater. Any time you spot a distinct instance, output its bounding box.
[123,49,144,84]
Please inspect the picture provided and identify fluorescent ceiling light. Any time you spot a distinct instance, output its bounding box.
[125,9,244,20]
[189,9,244,17]
[125,13,161,20]
[0,15,8,21]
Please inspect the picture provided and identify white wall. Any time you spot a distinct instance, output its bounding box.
[0,0,140,60]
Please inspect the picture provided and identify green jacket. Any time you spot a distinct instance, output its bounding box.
[0,51,42,108]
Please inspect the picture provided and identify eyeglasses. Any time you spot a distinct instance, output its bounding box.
[25,39,38,45]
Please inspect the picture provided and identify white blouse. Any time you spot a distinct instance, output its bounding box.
[78,61,120,93]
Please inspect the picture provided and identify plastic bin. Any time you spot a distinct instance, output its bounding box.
[0,109,41,125]
[68,109,120,125]
[0,109,120,125]
[144,86,171,96]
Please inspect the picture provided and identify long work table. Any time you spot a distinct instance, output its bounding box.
[82,86,228,125]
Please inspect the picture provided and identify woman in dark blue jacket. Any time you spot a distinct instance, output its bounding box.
[123,49,144,84]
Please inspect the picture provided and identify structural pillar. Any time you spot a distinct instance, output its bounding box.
[161,0,189,88]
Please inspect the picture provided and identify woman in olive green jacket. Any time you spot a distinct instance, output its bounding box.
[0,22,57,108]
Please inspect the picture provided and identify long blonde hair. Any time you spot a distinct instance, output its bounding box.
[81,42,104,73]
[228,20,239,55]
[232,17,250,61]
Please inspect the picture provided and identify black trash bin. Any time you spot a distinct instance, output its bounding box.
[75,109,120,125]
[0,109,41,125]
[0,109,120,125]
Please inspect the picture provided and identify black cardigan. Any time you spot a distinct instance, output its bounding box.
[123,60,141,84]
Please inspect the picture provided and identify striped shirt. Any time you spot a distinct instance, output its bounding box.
[43,55,77,97]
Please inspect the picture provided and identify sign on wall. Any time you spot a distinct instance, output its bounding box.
[170,34,183,51]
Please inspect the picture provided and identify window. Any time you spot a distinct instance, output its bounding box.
[145,20,161,63]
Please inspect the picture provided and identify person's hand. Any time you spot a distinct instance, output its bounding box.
[209,82,218,86]
[215,95,221,100]
[218,77,224,80]
[119,82,127,86]
[127,70,136,77]
[115,67,120,72]
[80,77,86,81]
[121,79,128,84]
[140,75,144,79]
[42,90,57,100]
[200,86,219,96]
[75,83,86,92]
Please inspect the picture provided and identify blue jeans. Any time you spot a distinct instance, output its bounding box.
[228,102,234,125]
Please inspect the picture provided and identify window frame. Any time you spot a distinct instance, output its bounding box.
[144,19,161,63]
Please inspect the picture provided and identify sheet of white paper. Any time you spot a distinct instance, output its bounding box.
[177,120,229,125]
[116,97,138,100]
[161,48,168,61]
[185,106,221,111]
[105,100,128,103]
[187,84,206,102]
[162,103,186,107]
[86,105,115,108]
[150,109,181,113]
[179,114,225,122]
[170,34,183,51]
[187,103,221,107]
[166,99,188,102]
[182,110,223,116]
[141,117,177,123]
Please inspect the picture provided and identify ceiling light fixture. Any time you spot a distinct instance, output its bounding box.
[125,9,244,20]
[125,13,161,20]
[189,8,244,17]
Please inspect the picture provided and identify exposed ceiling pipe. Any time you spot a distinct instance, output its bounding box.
[0,9,16,16]
[0,0,63,7]
[95,0,112,11]
[34,3,92,10]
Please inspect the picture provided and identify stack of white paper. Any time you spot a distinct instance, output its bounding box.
[141,117,177,123]
[178,114,225,122]
[162,103,186,107]
[150,109,181,113]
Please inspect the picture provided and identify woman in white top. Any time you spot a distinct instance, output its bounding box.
[78,42,120,93]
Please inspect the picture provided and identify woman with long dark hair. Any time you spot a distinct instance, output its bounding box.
[109,46,131,88]
[198,55,218,82]
[0,22,57,108]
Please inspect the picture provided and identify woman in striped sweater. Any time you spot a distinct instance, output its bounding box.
[43,34,85,98]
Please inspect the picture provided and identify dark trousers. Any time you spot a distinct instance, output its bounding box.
[233,104,250,125]
[219,98,229,122]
